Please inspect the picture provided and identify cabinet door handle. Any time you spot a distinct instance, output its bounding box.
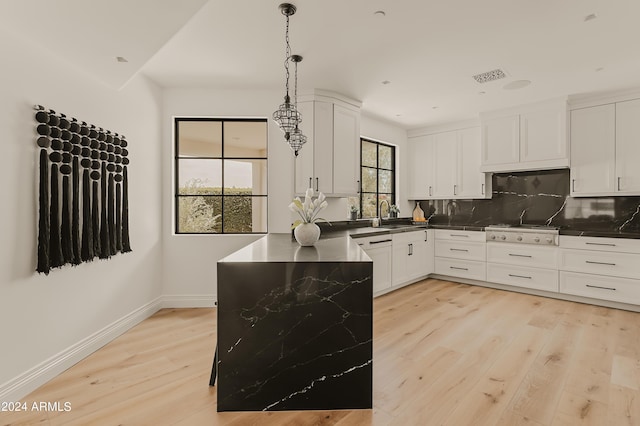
[508,274,532,279]
[429,186,432,196]
[509,253,532,258]
[454,184,457,196]
[450,248,469,252]
[450,266,468,271]
[450,234,469,238]
[370,239,392,244]
[481,183,485,195]
[585,242,616,247]
[357,180,361,194]
[315,177,319,191]
[586,284,616,291]
[586,260,616,266]
[618,177,621,191]
[408,243,413,256]
[309,177,312,189]
[425,230,428,242]
[572,179,576,192]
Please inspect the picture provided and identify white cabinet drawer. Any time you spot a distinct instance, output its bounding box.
[487,243,558,269]
[435,258,486,281]
[355,235,393,250]
[487,263,558,292]
[435,229,485,242]
[393,229,429,245]
[435,240,486,261]
[560,271,640,305]
[560,248,640,280]
[559,235,640,254]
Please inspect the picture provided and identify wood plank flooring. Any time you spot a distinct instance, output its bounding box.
[2,279,640,425]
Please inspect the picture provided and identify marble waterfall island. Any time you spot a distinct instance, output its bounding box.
[213,233,373,412]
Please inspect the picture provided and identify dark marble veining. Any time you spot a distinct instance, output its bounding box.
[216,234,373,411]
[418,169,640,238]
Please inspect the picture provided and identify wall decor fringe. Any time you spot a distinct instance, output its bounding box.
[34,105,132,274]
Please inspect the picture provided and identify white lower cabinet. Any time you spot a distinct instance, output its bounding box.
[355,235,393,295]
[487,263,559,292]
[559,236,640,306]
[434,257,486,281]
[486,242,559,292]
[392,229,434,286]
[560,271,640,305]
[434,230,487,281]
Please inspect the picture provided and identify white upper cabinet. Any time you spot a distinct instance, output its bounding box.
[408,126,490,200]
[407,135,434,199]
[481,115,520,167]
[570,104,616,196]
[571,97,640,196]
[615,99,640,194]
[480,98,569,173]
[457,127,490,198]
[332,104,360,195]
[294,91,361,196]
[432,131,457,198]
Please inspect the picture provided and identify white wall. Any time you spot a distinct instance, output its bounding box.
[361,113,412,217]
[0,29,163,396]
[161,88,294,304]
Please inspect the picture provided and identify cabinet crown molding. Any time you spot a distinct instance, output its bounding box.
[408,119,480,138]
[298,89,362,109]
[568,86,640,110]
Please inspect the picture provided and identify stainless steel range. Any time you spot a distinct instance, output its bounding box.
[485,225,559,246]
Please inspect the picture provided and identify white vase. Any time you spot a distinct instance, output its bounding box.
[294,223,321,246]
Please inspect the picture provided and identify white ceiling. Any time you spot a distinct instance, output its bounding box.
[4,0,640,130]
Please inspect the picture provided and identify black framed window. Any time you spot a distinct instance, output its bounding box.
[359,139,395,218]
[175,118,268,234]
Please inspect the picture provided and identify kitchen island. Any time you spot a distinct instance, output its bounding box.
[213,233,373,412]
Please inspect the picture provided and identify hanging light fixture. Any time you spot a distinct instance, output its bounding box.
[288,54,306,156]
[272,3,304,152]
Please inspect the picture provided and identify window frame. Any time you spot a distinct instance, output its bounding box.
[174,117,268,235]
[359,138,396,219]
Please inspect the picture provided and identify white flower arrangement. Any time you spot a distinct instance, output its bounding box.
[289,188,329,229]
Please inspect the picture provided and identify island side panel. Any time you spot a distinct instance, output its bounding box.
[217,261,373,412]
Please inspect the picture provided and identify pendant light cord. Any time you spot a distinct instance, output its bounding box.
[284,14,291,100]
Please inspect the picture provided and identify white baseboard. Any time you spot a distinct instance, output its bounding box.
[0,297,163,402]
[161,294,217,308]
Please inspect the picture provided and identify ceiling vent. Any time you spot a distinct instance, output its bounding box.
[472,68,507,84]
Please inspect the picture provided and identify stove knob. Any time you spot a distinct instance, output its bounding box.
[534,237,540,243]
[490,234,496,240]
[546,237,553,244]
[500,235,506,241]
[516,236,523,241]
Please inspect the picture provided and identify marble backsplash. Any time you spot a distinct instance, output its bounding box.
[418,169,640,233]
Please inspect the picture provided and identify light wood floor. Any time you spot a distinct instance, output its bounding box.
[3,279,640,425]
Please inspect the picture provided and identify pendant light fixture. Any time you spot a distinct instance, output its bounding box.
[287,54,306,156]
[272,3,306,155]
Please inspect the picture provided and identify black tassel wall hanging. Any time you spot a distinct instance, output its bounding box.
[36,147,50,274]
[122,164,131,253]
[34,105,132,273]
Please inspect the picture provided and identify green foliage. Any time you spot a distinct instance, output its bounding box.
[178,179,255,233]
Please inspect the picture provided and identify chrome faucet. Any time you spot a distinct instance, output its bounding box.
[379,199,391,220]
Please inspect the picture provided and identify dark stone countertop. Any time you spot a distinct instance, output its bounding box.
[219,233,370,263]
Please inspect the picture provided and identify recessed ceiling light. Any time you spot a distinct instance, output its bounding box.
[595,67,604,72]
[584,13,597,22]
[382,80,391,85]
[395,114,402,117]
[432,106,439,110]
[374,10,386,17]
[116,56,128,63]
[503,80,531,90]
[478,91,486,95]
